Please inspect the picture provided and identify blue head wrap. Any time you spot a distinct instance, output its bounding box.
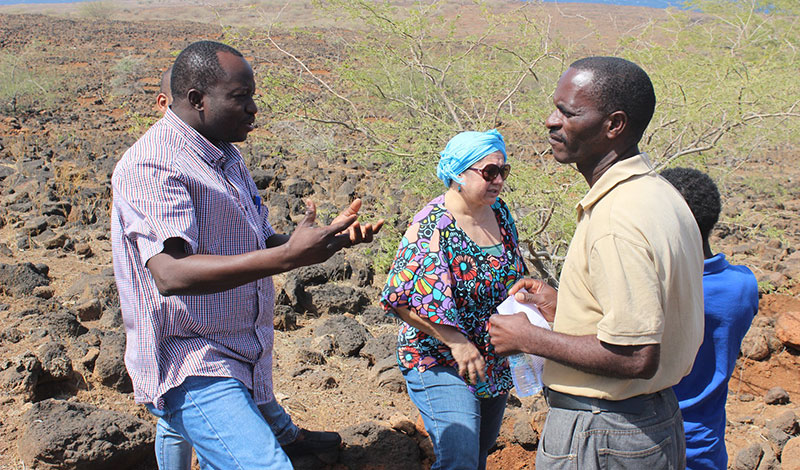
[436,129,507,188]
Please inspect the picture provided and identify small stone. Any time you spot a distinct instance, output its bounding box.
[93,332,132,392]
[308,372,337,389]
[360,333,395,366]
[1,327,22,343]
[389,414,416,435]
[296,349,326,366]
[753,316,774,328]
[0,262,49,296]
[32,286,54,299]
[764,387,790,405]
[74,242,93,258]
[775,311,800,350]
[758,271,787,291]
[376,367,405,393]
[766,427,790,453]
[18,399,154,469]
[22,216,48,236]
[741,327,771,361]
[273,305,297,331]
[291,366,313,378]
[768,410,799,435]
[757,446,780,470]
[313,315,371,356]
[80,347,100,370]
[506,393,522,408]
[37,342,73,382]
[734,443,763,470]
[39,231,69,249]
[531,409,548,432]
[511,410,538,450]
[339,421,421,470]
[75,299,102,322]
[782,437,800,470]
[312,335,336,357]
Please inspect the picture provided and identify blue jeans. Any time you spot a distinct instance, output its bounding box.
[403,366,508,470]
[146,376,293,470]
[258,398,300,446]
[536,388,686,470]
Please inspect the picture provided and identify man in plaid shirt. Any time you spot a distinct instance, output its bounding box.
[112,40,382,469]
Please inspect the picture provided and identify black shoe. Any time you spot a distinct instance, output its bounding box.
[282,428,342,458]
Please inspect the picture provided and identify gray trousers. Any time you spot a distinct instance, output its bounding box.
[536,388,686,470]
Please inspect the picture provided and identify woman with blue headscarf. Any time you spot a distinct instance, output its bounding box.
[381,129,526,470]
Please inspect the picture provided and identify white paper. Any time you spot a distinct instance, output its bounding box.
[496,289,551,331]
[496,289,549,395]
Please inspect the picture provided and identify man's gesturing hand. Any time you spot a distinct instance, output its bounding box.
[331,198,385,246]
[285,200,357,267]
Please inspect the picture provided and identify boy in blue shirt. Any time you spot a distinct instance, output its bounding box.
[662,167,759,470]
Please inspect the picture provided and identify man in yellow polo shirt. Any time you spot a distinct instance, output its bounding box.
[489,56,704,469]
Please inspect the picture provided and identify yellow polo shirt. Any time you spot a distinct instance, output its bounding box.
[543,154,704,400]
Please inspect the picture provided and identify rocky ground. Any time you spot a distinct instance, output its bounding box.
[0,4,799,470]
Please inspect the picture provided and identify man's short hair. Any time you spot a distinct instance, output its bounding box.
[660,167,721,240]
[569,56,656,141]
[160,65,173,96]
[170,41,243,101]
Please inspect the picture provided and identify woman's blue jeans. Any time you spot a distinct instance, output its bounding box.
[403,365,508,470]
[146,376,293,470]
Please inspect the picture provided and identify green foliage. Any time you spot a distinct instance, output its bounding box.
[110,55,147,97]
[625,0,800,167]
[125,109,159,137]
[232,0,574,279]
[757,278,777,294]
[228,0,799,280]
[0,44,59,114]
[77,1,116,20]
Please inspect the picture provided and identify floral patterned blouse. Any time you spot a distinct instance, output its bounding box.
[381,195,527,398]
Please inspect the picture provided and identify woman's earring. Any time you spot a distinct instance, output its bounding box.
[457,184,462,192]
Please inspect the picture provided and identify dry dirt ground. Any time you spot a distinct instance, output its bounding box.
[0,2,798,469]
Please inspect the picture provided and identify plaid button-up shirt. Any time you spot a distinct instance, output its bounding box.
[111,108,276,408]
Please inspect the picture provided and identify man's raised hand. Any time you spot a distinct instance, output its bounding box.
[284,200,357,267]
[331,198,385,246]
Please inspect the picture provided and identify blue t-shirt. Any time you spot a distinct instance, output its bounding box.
[673,253,759,470]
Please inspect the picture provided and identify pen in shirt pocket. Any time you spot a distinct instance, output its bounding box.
[253,193,263,214]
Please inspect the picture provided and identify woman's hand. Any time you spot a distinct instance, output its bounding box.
[508,278,558,322]
[392,306,487,385]
[449,338,487,385]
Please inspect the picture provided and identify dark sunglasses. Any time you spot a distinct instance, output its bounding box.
[468,163,511,182]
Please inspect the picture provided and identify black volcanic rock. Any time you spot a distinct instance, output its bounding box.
[0,262,49,296]
[18,399,154,470]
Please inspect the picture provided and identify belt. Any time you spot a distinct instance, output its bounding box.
[544,387,657,414]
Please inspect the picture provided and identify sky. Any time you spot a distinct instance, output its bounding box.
[0,0,687,7]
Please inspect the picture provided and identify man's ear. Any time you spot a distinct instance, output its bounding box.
[187,88,204,111]
[156,93,169,113]
[606,110,628,140]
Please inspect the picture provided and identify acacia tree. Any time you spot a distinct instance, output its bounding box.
[230,0,799,280]
[627,0,800,169]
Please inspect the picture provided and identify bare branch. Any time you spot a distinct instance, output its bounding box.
[267,36,360,119]
[493,53,554,126]
[659,111,800,167]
